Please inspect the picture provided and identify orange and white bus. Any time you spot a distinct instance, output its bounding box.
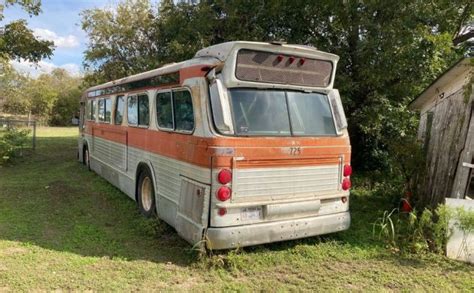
[78,41,351,249]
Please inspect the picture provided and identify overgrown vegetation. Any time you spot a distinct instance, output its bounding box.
[0,126,30,164]
[0,128,472,291]
[373,206,474,256]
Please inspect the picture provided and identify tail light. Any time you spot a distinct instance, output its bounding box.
[288,56,295,64]
[342,178,351,191]
[343,164,352,177]
[299,58,306,65]
[276,55,284,62]
[216,186,231,201]
[218,208,227,216]
[217,169,232,185]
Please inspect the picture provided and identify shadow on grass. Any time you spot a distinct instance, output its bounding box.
[0,135,194,267]
[0,134,397,268]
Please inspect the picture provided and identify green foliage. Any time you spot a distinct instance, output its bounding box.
[0,1,53,62]
[372,209,397,246]
[372,205,474,255]
[0,0,42,20]
[384,131,426,207]
[0,127,30,164]
[81,0,472,172]
[455,207,474,234]
[80,0,160,84]
[1,68,82,125]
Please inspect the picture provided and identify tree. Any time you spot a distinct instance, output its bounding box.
[81,0,473,174]
[0,0,54,62]
[1,67,82,125]
[0,59,29,112]
[81,0,160,84]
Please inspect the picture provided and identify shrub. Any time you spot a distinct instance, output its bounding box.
[0,127,31,164]
[373,205,457,254]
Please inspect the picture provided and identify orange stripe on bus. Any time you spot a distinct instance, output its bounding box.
[85,122,351,168]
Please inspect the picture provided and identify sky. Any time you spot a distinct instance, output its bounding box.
[1,0,112,77]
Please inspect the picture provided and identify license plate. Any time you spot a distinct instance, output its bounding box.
[241,207,262,221]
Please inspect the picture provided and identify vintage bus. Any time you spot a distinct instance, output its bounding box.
[78,41,351,249]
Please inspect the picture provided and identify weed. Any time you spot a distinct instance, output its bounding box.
[372,209,397,246]
[373,204,474,256]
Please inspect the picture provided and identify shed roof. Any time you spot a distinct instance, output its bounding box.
[409,57,472,110]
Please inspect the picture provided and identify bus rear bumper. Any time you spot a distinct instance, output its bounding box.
[205,212,350,250]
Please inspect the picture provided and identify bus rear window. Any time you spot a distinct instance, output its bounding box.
[229,89,336,136]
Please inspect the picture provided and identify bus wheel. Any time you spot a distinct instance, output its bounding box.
[137,168,156,218]
[83,146,91,171]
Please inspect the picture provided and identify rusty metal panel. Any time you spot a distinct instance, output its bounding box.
[175,177,210,244]
[206,211,350,250]
[178,177,207,223]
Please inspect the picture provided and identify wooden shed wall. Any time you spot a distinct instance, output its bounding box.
[418,84,473,206]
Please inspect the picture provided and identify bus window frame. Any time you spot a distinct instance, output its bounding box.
[209,86,340,138]
[155,87,195,135]
[127,92,150,129]
[114,95,126,126]
[87,99,97,122]
[98,97,112,124]
[155,89,175,132]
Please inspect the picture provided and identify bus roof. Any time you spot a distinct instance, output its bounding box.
[195,41,339,62]
[85,41,339,95]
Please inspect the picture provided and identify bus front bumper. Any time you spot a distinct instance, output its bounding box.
[205,212,350,250]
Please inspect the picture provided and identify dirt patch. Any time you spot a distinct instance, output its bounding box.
[46,180,80,208]
[47,180,77,198]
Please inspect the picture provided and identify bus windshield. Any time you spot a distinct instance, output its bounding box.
[229,89,336,136]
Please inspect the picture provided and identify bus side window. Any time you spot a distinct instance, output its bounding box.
[91,100,96,121]
[138,94,149,126]
[173,90,194,132]
[86,100,91,120]
[115,95,125,125]
[105,98,112,123]
[128,96,138,125]
[156,92,174,129]
[98,99,105,122]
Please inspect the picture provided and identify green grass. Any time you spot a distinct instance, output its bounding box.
[0,127,472,291]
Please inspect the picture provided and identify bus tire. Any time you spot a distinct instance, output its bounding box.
[83,145,91,171]
[137,167,157,218]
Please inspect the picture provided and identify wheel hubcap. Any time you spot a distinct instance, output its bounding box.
[141,177,153,211]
